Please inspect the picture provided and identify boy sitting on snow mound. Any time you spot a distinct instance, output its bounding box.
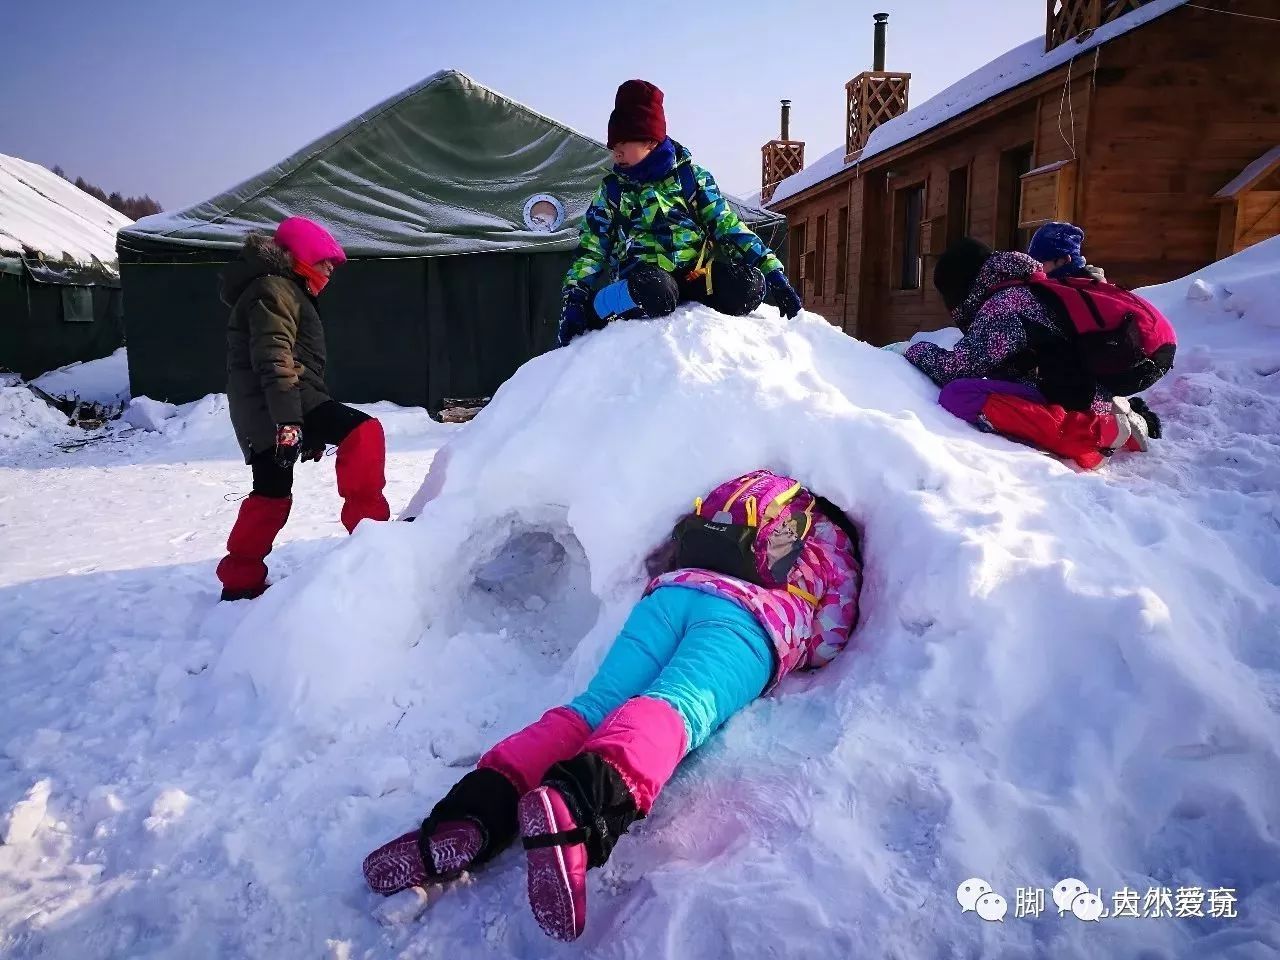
[216,217,391,601]
[557,80,803,346]
[364,471,861,942]
[897,237,1174,471]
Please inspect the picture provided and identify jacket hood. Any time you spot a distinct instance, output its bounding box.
[219,232,296,306]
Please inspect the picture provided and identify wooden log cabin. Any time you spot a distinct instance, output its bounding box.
[763,0,1280,345]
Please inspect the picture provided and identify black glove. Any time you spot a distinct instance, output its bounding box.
[299,442,325,463]
[766,269,803,320]
[273,423,303,469]
[558,291,588,347]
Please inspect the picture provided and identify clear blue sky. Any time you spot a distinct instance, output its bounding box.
[3,0,1044,211]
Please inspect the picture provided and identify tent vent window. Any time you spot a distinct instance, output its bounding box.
[523,194,566,233]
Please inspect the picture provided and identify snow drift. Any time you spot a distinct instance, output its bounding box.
[208,240,1280,957]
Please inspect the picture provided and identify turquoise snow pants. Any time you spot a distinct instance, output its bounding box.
[568,586,774,751]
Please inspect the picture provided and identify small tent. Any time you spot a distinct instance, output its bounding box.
[0,154,131,379]
[118,70,786,412]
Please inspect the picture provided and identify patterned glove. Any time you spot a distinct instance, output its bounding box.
[273,423,303,469]
[558,291,588,347]
[766,269,803,319]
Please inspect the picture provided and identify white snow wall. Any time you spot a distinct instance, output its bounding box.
[216,243,1280,956]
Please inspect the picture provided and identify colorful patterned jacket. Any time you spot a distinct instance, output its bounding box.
[563,139,784,302]
[647,516,862,689]
[904,251,1112,414]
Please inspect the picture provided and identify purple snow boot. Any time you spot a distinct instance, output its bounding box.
[362,821,483,896]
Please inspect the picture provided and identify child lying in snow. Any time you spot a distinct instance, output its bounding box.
[899,237,1166,471]
[364,471,861,941]
[557,80,803,347]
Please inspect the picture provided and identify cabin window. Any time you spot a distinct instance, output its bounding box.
[814,213,828,298]
[789,221,807,288]
[61,287,93,323]
[894,183,925,290]
[999,144,1035,251]
[947,166,970,247]
[836,206,849,295]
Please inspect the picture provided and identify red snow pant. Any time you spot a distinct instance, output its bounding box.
[216,401,390,595]
[938,378,1122,470]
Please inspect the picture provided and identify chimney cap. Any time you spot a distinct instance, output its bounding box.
[874,12,889,21]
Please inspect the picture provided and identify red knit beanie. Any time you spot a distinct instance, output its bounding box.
[607,80,667,148]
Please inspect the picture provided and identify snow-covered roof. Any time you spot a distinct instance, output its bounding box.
[0,154,133,271]
[1215,145,1280,199]
[770,0,1191,206]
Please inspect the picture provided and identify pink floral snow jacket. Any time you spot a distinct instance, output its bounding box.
[648,516,862,688]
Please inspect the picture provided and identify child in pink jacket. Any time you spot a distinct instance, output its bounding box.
[363,477,861,941]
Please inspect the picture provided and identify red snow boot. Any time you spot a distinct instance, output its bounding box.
[216,494,291,600]
[335,418,390,533]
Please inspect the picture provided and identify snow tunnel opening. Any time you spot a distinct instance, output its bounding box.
[461,519,601,664]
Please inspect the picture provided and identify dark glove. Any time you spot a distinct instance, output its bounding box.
[766,269,803,319]
[558,292,588,347]
[299,442,325,463]
[273,423,303,469]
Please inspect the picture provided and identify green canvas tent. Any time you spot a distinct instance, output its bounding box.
[1,154,130,379]
[118,70,786,412]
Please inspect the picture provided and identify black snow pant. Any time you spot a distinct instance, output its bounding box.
[249,400,373,498]
[586,261,767,330]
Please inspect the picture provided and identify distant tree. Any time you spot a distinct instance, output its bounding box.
[58,167,163,217]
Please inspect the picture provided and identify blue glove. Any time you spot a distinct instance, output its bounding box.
[766,269,803,319]
[558,293,588,347]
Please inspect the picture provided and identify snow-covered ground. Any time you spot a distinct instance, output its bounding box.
[2,239,1279,959]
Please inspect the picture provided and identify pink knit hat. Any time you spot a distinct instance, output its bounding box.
[274,216,346,266]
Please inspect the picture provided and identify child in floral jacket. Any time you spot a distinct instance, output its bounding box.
[558,80,803,345]
[363,476,860,942]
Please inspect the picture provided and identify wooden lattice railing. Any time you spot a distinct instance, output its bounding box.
[761,140,805,203]
[845,71,911,160]
[1046,0,1150,50]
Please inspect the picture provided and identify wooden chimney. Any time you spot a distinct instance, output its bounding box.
[1046,0,1151,51]
[845,13,911,161]
[761,99,805,204]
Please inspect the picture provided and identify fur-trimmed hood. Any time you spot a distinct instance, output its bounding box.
[219,232,297,307]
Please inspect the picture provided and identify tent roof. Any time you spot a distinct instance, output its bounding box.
[770,0,1190,207]
[0,154,132,278]
[119,70,781,260]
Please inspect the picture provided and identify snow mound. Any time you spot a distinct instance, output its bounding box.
[32,348,129,407]
[0,385,75,451]
[0,154,132,268]
[121,396,177,433]
[213,243,1280,957]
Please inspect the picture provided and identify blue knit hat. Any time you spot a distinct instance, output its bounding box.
[1028,221,1086,272]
